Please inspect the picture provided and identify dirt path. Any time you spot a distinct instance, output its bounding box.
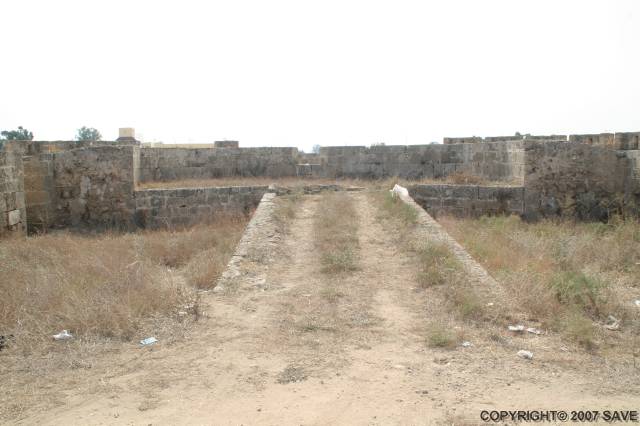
[20,192,639,425]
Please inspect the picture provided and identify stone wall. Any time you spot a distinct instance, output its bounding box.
[138,147,299,182]
[23,153,55,232]
[134,186,267,229]
[569,132,639,150]
[9,140,139,157]
[408,184,524,218]
[522,141,633,221]
[52,146,138,229]
[3,131,640,235]
[315,141,524,182]
[443,137,484,144]
[0,147,27,237]
[214,140,239,148]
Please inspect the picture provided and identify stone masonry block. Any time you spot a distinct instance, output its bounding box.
[8,209,21,226]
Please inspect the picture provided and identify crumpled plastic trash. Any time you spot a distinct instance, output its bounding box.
[140,337,158,346]
[53,330,73,341]
[517,350,533,360]
[508,325,525,332]
[461,341,473,347]
[604,315,621,331]
[390,184,409,198]
[526,327,542,335]
[634,299,640,307]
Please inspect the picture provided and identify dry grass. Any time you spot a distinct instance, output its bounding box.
[374,191,487,322]
[425,322,459,349]
[273,191,302,234]
[415,242,461,289]
[446,171,488,185]
[381,191,419,226]
[138,174,517,191]
[0,218,247,354]
[439,215,640,350]
[138,177,355,190]
[314,191,360,273]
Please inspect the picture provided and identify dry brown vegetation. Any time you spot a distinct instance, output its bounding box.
[439,215,640,352]
[0,218,247,355]
[273,191,302,234]
[272,192,378,378]
[138,173,518,191]
[373,191,487,339]
[314,191,360,273]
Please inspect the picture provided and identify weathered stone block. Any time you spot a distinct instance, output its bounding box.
[8,209,21,226]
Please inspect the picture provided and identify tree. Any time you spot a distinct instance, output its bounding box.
[0,126,33,141]
[76,126,102,142]
[312,144,321,154]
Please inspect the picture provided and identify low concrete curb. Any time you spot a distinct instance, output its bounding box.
[214,192,280,293]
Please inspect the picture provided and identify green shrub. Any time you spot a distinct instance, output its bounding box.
[549,271,605,317]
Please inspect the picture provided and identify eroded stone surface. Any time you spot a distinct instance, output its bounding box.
[214,193,281,293]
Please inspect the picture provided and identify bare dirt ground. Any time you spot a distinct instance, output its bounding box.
[16,192,639,425]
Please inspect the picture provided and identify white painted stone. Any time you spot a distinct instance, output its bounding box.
[7,209,21,226]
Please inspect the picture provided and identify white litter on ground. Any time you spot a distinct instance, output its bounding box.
[517,350,533,360]
[140,337,158,346]
[52,330,73,341]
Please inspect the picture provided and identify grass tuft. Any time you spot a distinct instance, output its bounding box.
[550,271,606,318]
[416,242,461,288]
[382,191,418,226]
[314,192,360,274]
[561,311,596,350]
[426,323,458,349]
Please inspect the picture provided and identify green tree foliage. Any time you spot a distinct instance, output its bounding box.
[76,126,102,142]
[0,126,34,141]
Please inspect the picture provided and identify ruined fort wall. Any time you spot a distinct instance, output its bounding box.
[316,141,524,182]
[138,147,299,182]
[408,184,524,218]
[0,146,27,236]
[522,141,632,221]
[52,146,138,230]
[133,186,267,229]
[569,132,639,150]
[23,153,55,233]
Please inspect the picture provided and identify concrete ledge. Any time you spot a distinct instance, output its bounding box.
[214,192,280,293]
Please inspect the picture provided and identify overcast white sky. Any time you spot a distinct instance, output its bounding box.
[1,1,638,152]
